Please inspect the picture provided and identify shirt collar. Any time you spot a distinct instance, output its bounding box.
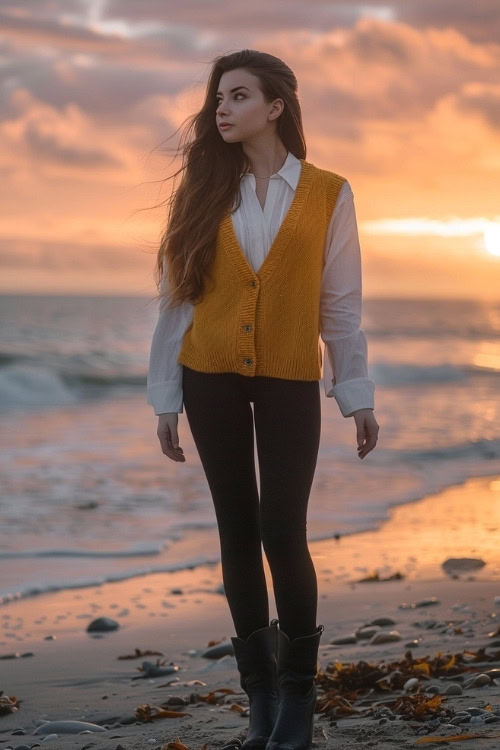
[240,151,302,191]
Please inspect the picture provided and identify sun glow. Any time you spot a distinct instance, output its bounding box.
[361,217,500,257]
[483,223,500,257]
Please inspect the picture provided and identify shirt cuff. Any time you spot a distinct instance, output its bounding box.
[147,380,184,415]
[325,377,375,418]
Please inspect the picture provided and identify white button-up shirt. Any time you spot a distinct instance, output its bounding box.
[147,151,375,417]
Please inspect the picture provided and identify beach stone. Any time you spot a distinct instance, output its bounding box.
[485,668,500,679]
[13,745,31,750]
[464,673,492,688]
[86,617,120,632]
[141,661,179,677]
[330,633,357,645]
[493,596,500,606]
[442,558,486,575]
[356,626,380,639]
[369,630,401,644]
[369,617,396,626]
[201,640,234,658]
[403,677,419,692]
[405,639,421,648]
[485,715,500,723]
[450,716,470,725]
[426,719,441,731]
[33,720,107,735]
[413,619,440,629]
[444,683,463,695]
[41,735,59,742]
[118,715,138,725]
[165,696,188,706]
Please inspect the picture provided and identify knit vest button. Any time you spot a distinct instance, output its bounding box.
[244,358,253,365]
[243,324,252,332]
[249,280,257,288]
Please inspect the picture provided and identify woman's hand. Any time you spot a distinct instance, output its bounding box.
[352,408,379,459]
[157,413,186,462]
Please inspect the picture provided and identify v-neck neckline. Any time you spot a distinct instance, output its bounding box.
[219,158,314,284]
[250,174,274,216]
[254,182,269,216]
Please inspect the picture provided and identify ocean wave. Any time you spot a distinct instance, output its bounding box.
[399,437,500,463]
[0,554,222,606]
[371,361,498,386]
[0,355,497,411]
[0,362,145,410]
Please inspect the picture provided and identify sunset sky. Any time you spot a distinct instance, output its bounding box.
[1,0,499,298]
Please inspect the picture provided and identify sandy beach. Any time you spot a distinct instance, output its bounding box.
[2,474,500,749]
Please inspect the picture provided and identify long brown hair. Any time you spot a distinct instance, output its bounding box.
[151,49,306,310]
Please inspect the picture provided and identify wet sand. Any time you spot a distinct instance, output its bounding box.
[2,475,500,748]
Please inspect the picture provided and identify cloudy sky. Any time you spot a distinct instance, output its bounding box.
[1,0,499,297]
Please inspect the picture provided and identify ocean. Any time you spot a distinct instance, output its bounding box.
[1,293,499,604]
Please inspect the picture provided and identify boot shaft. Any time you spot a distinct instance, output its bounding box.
[231,619,279,692]
[265,624,325,749]
[276,624,324,681]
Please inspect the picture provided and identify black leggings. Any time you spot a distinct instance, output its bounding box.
[182,365,321,642]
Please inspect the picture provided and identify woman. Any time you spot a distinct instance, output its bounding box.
[147,49,379,750]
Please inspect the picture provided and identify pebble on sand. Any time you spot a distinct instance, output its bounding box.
[33,720,107,735]
[86,617,120,632]
[369,630,402,644]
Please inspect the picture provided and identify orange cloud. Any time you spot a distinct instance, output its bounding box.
[0,7,498,297]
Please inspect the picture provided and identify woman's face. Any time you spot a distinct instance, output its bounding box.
[215,68,282,143]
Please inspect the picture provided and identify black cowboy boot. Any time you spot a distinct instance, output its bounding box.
[265,622,325,750]
[229,619,280,749]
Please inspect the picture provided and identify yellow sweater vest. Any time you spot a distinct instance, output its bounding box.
[177,159,346,381]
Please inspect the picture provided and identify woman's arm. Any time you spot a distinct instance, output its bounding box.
[320,180,375,418]
[146,268,194,415]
